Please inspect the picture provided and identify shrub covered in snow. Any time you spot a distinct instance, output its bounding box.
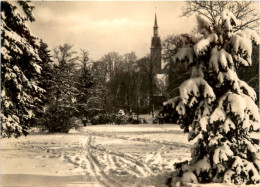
[90,114,145,125]
[164,9,259,185]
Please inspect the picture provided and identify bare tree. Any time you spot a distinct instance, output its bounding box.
[53,43,78,66]
[100,52,124,81]
[137,54,159,117]
[182,1,259,31]
[123,52,138,114]
[79,49,90,70]
[162,34,186,62]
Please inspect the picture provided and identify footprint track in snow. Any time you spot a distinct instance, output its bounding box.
[51,133,168,186]
[84,135,165,185]
[85,136,122,187]
[14,132,173,187]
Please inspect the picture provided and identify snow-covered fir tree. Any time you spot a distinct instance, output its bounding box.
[163,9,259,185]
[43,43,80,132]
[31,40,54,126]
[37,40,54,100]
[75,50,99,118]
[1,1,45,138]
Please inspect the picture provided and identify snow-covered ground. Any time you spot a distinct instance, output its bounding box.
[1,124,258,187]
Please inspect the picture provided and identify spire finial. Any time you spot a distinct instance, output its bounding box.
[154,7,158,27]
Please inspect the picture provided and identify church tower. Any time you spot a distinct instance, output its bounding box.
[150,13,162,74]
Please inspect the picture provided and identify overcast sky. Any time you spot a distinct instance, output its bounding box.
[28,1,195,60]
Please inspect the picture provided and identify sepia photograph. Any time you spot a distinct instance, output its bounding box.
[1,1,260,187]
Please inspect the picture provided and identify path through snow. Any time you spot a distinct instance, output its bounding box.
[1,125,192,187]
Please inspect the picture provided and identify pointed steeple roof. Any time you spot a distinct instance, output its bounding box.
[154,12,158,28]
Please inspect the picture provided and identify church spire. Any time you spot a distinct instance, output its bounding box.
[150,8,161,74]
[153,10,159,36]
[154,13,158,28]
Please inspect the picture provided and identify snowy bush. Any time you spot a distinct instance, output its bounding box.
[90,114,144,125]
[164,9,259,185]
